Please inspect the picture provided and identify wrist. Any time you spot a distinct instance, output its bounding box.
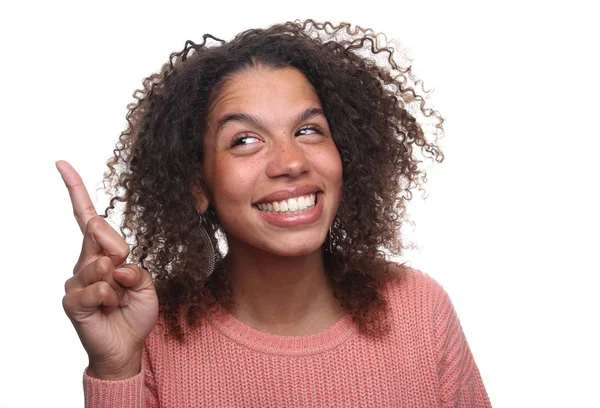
[87,351,142,381]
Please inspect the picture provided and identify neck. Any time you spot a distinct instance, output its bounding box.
[223,241,345,336]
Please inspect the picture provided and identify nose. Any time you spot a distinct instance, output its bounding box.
[265,137,310,179]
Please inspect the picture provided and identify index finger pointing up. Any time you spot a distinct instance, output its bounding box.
[56,160,98,234]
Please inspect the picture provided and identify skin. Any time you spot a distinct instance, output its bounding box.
[58,66,345,380]
[201,66,345,334]
[57,160,158,380]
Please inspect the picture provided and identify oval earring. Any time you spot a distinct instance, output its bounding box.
[194,214,216,277]
[199,226,216,277]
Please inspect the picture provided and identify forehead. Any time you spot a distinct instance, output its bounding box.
[208,67,321,120]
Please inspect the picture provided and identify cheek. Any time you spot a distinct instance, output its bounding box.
[313,145,343,187]
[211,157,260,207]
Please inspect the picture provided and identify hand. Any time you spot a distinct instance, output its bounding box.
[57,160,158,380]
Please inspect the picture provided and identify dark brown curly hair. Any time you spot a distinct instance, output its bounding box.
[103,19,444,342]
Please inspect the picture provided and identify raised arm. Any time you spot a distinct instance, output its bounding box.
[57,160,159,406]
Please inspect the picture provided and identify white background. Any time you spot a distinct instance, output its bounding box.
[1,1,598,407]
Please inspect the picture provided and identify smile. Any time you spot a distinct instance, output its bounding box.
[254,191,324,228]
[255,193,316,214]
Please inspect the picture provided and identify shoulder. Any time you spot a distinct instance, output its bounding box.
[382,264,472,355]
[379,264,459,339]
[381,264,449,312]
[382,265,491,406]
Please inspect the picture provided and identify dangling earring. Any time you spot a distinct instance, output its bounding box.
[195,213,216,277]
[329,225,333,253]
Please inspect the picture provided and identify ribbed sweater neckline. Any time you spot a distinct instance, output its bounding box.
[207,302,357,356]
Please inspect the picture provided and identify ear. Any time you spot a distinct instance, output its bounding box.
[191,179,210,215]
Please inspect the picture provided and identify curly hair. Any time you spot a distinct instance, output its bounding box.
[103,19,444,341]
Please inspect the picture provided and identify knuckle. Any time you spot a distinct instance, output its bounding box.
[96,281,111,297]
[72,260,83,275]
[64,277,74,293]
[62,294,73,313]
[85,216,105,234]
[96,256,114,277]
[115,245,130,262]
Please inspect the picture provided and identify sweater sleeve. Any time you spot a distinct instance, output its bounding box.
[83,345,159,408]
[432,281,492,408]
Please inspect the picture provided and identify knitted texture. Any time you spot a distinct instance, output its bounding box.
[83,269,491,407]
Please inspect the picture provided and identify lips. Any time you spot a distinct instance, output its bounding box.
[254,184,321,204]
[254,191,325,228]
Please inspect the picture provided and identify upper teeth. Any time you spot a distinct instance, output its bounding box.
[257,193,316,213]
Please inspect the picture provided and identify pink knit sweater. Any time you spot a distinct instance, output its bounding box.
[83,269,491,407]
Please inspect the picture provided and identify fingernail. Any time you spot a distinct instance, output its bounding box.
[115,267,131,275]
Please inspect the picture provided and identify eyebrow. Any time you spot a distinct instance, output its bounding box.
[214,108,326,137]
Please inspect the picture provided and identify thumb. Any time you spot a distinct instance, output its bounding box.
[113,264,154,292]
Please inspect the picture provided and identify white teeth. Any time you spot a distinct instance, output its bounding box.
[256,193,317,214]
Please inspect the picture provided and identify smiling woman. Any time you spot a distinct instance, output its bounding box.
[203,67,342,256]
[57,19,491,407]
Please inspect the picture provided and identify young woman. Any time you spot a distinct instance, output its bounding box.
[58,20,491,407]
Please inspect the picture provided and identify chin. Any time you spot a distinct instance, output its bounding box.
[246,235,324,258]
[264,241,324,258]
[224,225,328,259]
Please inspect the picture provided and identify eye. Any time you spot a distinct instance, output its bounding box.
[230,135,262,149]
[296,125,325,137]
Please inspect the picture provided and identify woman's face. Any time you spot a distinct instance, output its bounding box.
[201,66,342,257]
